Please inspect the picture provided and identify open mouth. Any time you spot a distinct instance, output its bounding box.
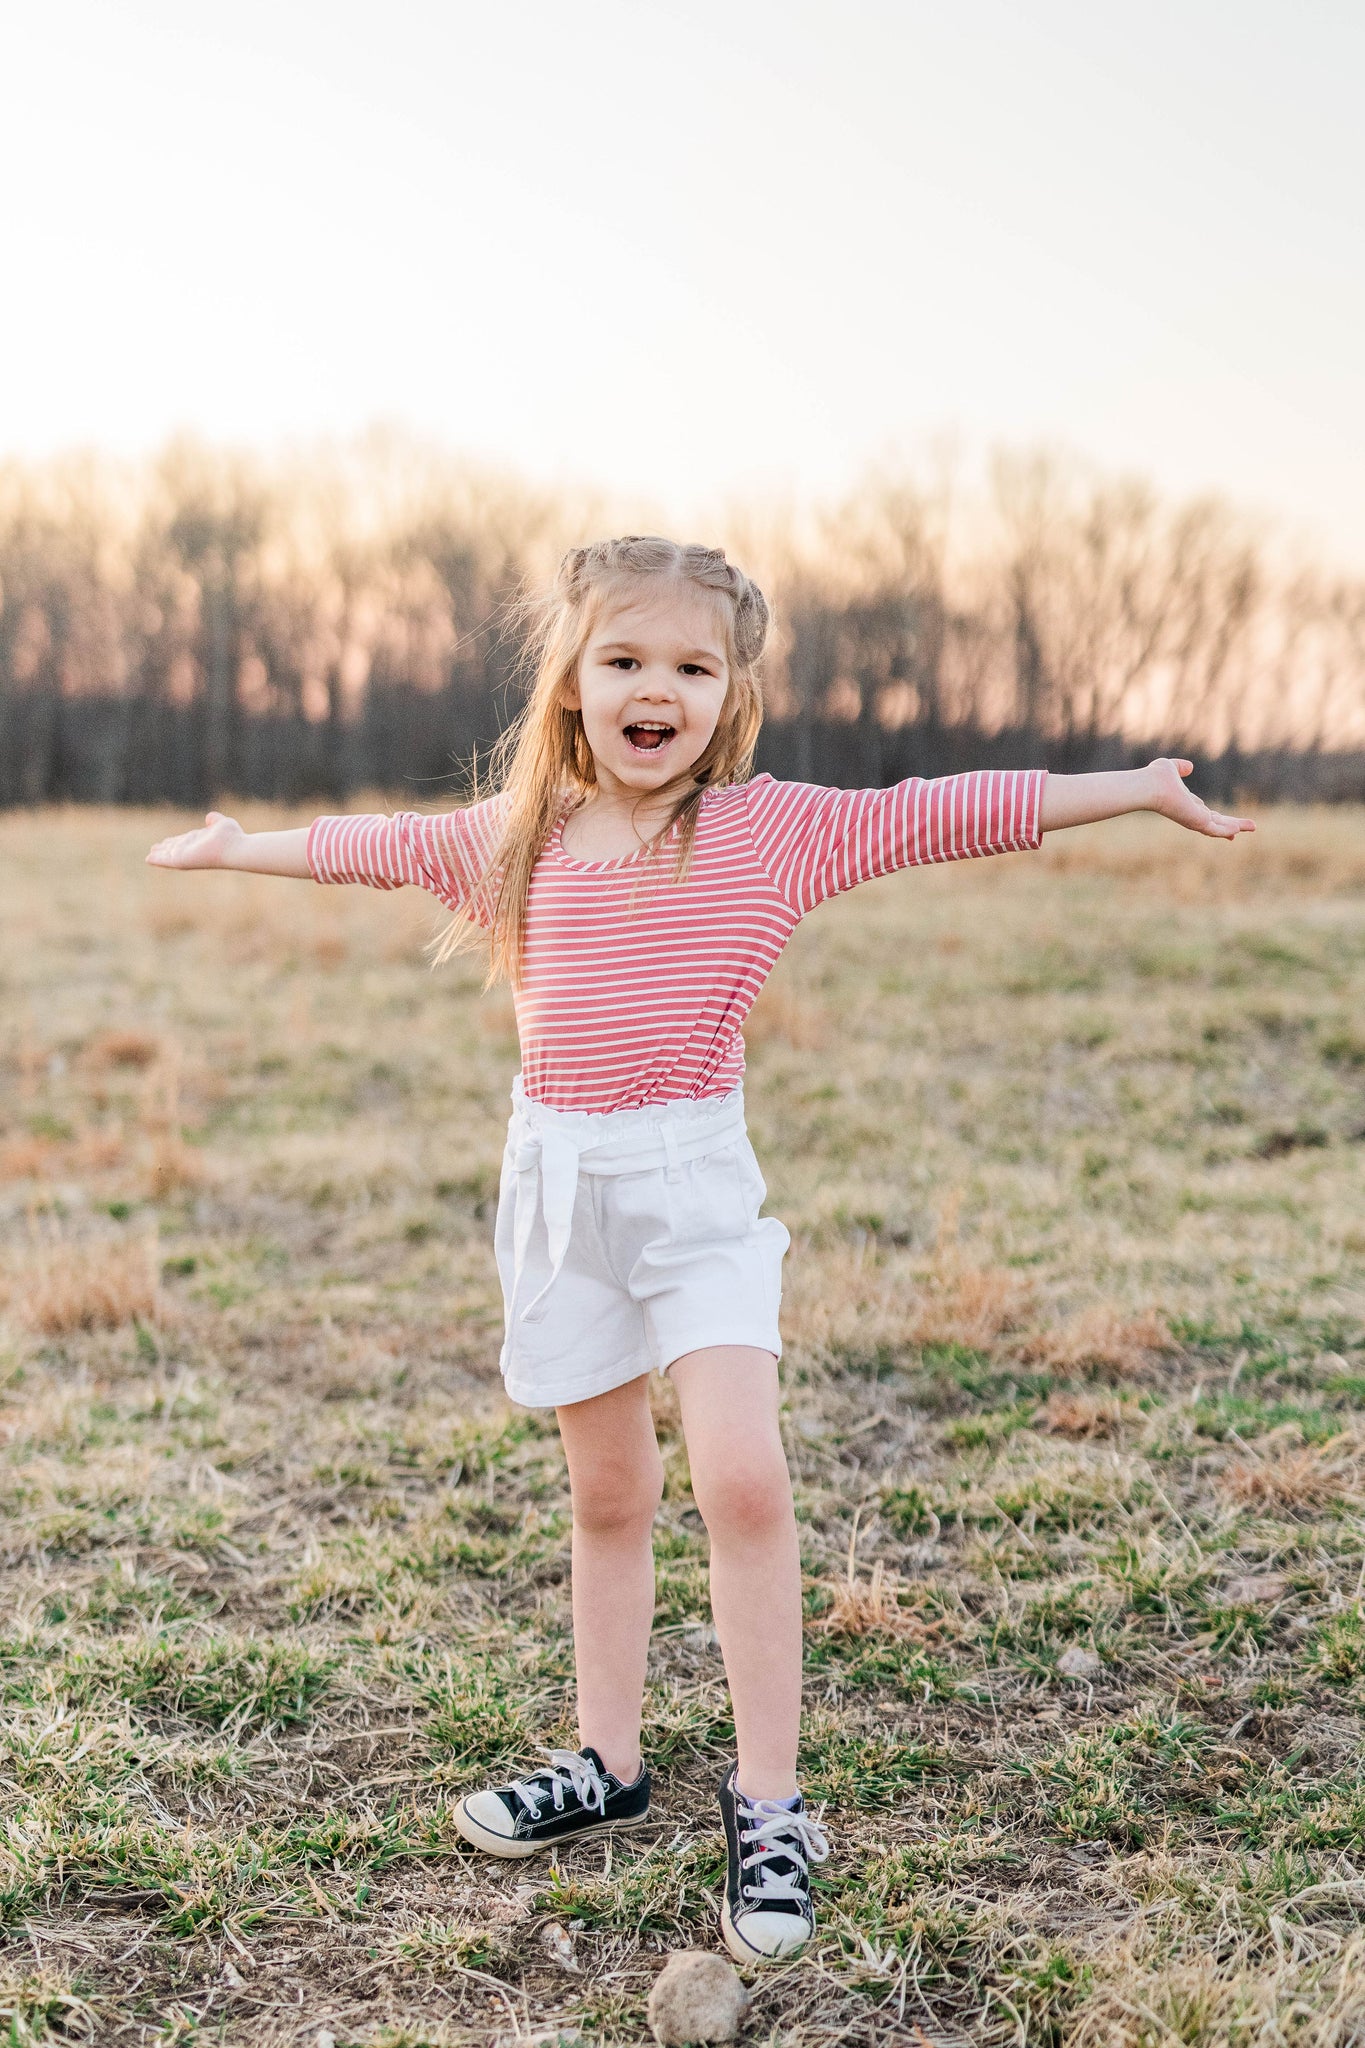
[623,721,677,756]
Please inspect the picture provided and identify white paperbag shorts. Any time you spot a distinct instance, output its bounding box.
[494,1078,789,1409]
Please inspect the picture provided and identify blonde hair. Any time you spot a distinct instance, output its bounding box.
[431,535,770,986]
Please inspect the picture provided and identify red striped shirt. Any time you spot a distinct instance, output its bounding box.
[307,768,1047,1111]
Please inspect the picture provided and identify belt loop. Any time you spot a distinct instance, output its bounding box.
[661,1122,682,1183]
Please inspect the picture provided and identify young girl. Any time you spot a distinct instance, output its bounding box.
[147,535,1253,1964]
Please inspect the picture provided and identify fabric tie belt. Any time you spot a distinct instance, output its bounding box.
[504,1079,748,1324]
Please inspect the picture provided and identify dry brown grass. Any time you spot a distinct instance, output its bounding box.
[1219,1438,1362,1515]
[0,1134,57,1182]
[1072,1921,1365,2048]
[18,1235,162,1335]
[743,984,833,1051]
[816,1560,940,1641]
[82,1027,162,1070]
[1035,1388,1126,1439]
[1038,804,1365,897]
[816,1507,947,1641]
[2,801,1365,2047]
[73,1125,128,1173]
[1022,1305,1172,1379]
[908,1254,1031,1351]
[818,1559,899,1636]
[142,1131,207,1197]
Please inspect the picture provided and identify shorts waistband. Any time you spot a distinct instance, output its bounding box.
[508,1076,746,1165]
[505,1077,748,1324]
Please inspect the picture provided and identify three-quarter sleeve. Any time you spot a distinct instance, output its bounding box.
[306,796,507,920]
[743,768,1048,916]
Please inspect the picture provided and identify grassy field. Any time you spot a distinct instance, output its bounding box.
[2,800,1364,2048]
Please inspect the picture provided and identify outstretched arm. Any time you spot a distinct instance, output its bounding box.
[146,812,311,877]
[148,801,507,913]
[745,767,1047,913]
[1041,759,1254,841]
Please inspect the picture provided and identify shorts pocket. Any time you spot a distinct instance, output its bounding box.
[662,1147,751,1245]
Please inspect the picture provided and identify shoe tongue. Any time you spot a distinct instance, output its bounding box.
[579,1746,611,1781]
[750,1808,805,1884]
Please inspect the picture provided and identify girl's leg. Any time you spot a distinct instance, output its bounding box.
[555,1375,664,1783]
[669,1347,802,1801]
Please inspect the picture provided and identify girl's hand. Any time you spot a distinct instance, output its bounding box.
[1144,759,1255,840]
[146,811,246,869]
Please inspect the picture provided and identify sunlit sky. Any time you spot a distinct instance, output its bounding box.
[4,0,1362,556]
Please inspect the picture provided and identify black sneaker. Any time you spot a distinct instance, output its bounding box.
[718,1764,829,1962]
[452,1747,651,1859]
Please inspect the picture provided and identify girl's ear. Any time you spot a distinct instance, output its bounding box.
[560,674,582,711]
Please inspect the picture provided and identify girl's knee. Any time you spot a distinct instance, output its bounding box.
[571,1452,664,1537]
[693,1456,794,1545]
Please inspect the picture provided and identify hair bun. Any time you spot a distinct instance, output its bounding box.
[732,581,770,664]
[557,545,590,596]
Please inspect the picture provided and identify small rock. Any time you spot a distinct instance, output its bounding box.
[1057,1645,1104,1680]
[540,1920,579,1972]
[647,1950,750,2046]
[1224,1574,1290,1605]
[315,2033,337,2048]
[221,1960,247,1990]
[1066,1839,1112,1863]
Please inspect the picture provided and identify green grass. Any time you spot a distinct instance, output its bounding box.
[2,802,1365,2043]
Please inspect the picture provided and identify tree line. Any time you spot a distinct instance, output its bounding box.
[2,434,1362,809]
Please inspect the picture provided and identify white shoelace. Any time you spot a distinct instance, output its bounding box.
[510,1749,609,1822]
[737,1794,830,1906]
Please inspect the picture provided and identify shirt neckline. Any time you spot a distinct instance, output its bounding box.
[549,801,689,874]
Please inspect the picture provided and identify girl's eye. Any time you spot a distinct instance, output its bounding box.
[608,657,639,671]
[679,664,712,677]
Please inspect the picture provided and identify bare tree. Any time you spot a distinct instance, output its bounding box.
[0,435,1360,806]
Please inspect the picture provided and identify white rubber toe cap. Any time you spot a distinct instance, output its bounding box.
[725,1905,813,1961]
[459,1790,517,1838]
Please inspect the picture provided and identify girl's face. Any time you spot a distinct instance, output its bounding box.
[565,577,731,800]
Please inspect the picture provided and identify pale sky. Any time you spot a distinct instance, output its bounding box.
[3,0,1362,557]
